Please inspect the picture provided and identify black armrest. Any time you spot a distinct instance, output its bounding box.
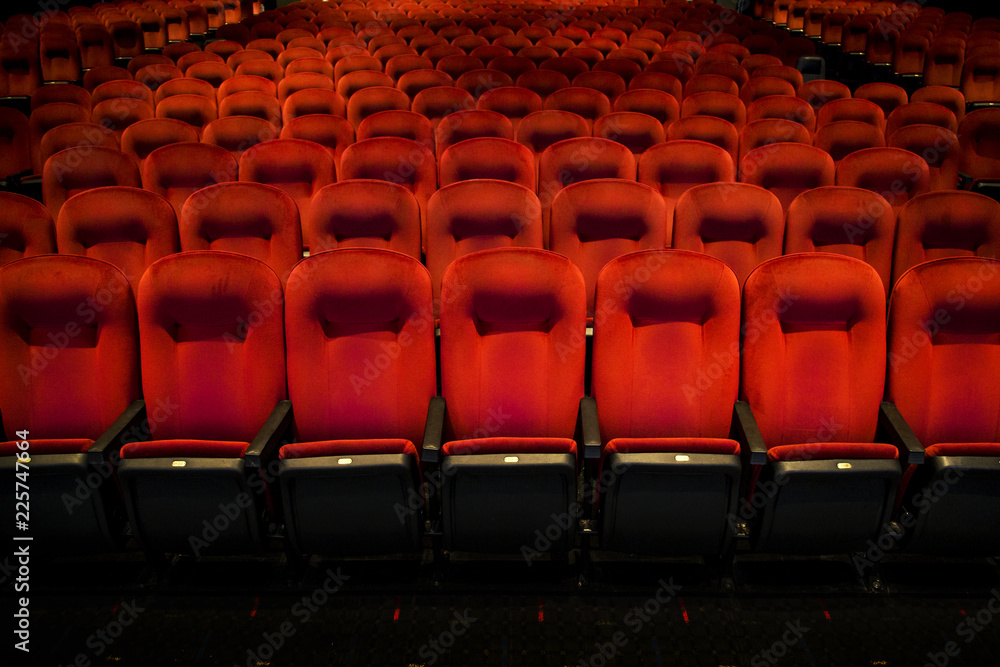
[878,401,924,466]
[4,168,33,185]
[244,400,292,469]
[732,401,767,468]
[420,396,446,464]
[87,400,147,467]
[957,171,973,189]
[577,396,601,460]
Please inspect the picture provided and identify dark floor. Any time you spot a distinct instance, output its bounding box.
[6,551,1000,666]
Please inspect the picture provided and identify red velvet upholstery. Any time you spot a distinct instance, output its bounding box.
[605,438,740,456]
[816,98,886,132]
[477,86,543,131]
[238,138,334,243]
[0,108,30,179]
[442,437,577,456]
[961,55,1000,104]
[593,250,741,449]
[121,118,200,170]
[281,88,346,125]
[785,186,895,294]
[131,251,286,445]
[121,440,250,458]
[30,84,91,111]
[0,439,93,456]
[681,91,747,130]
[797,79,852,111]
[515,109,590,161]
[218,74,278,104]
[741,254,887,450]
[305,180,420,257]
[923,443,1000,458]
[0,193,55,268]
[439,248,586,440]
[42,146,141,222]
[284,248,435,446]
[434,109,514,158]
[396,69,454,99]
[854,82,909,117]
[887,125,961,192]
[746,94,816,134]
[543,86,611,129]
[278,71,334,105]
[665,115,739,166]
[739,76,797,106]
[888,256,1000,451]
[179,182,301,285]
[957,108,1000,185]
[411,85,476,127]
[218,91,282,130]
[57,187,178,294]
[550,180,667,313]
[356,109,433,149]
[438,137,535,190]
[885,103,959,139]
[814,120,886,163]
[612,89,679,130]
[28,102,93,175]
[767,443,899,462]
[141,142,238,219]
[672,182,784,286]
[339,137,437,234]
[154,93,218,137]
[516,69,571,100]
[205,114,274,158]
[912,85,966,124]
[345,85,410,129]
[280,439,419,460]
[38,123,119,172]
[593,111,666,155]
[836,147,931,211]
[740,142,835,211]
[0,255,139,441]
[891,191,1000,287]
[738,119,812,164]
[279,114,355,173]
[426,180,542,301]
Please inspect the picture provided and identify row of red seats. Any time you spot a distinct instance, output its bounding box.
[3,246,997,558]
[5,176,997,316]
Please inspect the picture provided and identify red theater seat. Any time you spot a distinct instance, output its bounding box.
[304,180,420,257]
[43,146,140,222]
[740,142,835,212]
[0,193,54,267]
[141,142,238,219]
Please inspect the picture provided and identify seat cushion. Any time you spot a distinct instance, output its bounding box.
[279,439,418,459]
[442,437,577,457]
[120,439,250,459]
[924,442,1000,458]
[603,437,740,458]
[0,439,93,456]
[767,442,899,462]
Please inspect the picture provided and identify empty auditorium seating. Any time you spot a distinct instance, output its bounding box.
[304,180,420,257]
[816,98,886,132]
[238,138,334,245]
[891,191,1000,286]
[38,123,118,172]
[515,109,591,162]
[836,147,931,211]
[218,90,282,128]
[120,118,200,170]
[886,255,1000,554]
[433,109,514,158]
[666,115,740,166]
[425,180,543,301]
[118,252,289,556]
[738,119,812,163]
[746,94,816,134]
[431,247,587,553]
[279,248,435,555]
[740,253,904,554]
[854,82,908,117]
[56,187,178,294]
[797,79,852,110]
[544,86,612,129]
[740,143,836,211]
[911,85,967,124]
[887,125,961,192]
[0,254,140,552]
[638,139,736,237]
[438,137,535,190]
[814,121,886,163]
[339,137,437,239]
[593,111,666,155]
[0,193,54,266]
[885,102,959,139]
[593,250,743,555]
[43,146,141,222]
[957,108,1000,186]
[961,55,1000,107]
[411,85,476,126]
[672,182,784,286]
[141,142,238,219]
[179,181,301,285]
[784,186,896,293]
[154,93,218,138]
[550,179,667,314]
[28,102,92,175]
